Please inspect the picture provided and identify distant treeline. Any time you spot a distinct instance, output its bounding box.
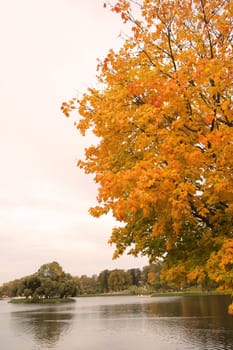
[0,261,216,299]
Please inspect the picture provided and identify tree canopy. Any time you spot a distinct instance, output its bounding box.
[0,263,169,298]
[0,262,77,300]
[62,0,233,306]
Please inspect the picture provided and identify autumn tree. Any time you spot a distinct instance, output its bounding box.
[62,0,233,303]
[36,262,77,298]
[0,262,77,300]
[108,269,132,291]
[77,274,98,294]
[98,269,110,292]
[38,261,64,280]
[127,268,141,286]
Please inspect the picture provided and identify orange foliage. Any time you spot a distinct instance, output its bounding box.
[228,303,233,316]
[62,0,233,296]
[207,239,233,290]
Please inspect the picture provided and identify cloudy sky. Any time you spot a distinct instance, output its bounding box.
[0,0,148,284]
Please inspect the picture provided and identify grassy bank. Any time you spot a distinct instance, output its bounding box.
[9,297,76,304]
[151,290,228,297]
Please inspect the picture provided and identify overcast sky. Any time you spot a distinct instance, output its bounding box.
[0,0,148,284]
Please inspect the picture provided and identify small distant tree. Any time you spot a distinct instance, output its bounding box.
[127,268,141,286]
[78,275,98,294]
[108,269,132,291]
[98,269,110,293]
[37,262,64,280]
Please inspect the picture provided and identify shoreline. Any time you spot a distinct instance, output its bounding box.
[9,297,76,304]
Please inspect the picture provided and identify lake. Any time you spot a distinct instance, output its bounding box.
[0,295,233,349]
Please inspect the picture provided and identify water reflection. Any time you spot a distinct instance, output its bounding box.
[78,295,233,350]
[4,295,233,350]
[11,305,75,348]
[138,295,233,350]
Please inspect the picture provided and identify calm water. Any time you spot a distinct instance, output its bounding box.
[0,295,233,350]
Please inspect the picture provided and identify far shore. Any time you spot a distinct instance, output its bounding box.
[4,290,230,304]
[9,297,76,304]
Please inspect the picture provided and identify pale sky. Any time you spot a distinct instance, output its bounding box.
[0,0,148,284]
